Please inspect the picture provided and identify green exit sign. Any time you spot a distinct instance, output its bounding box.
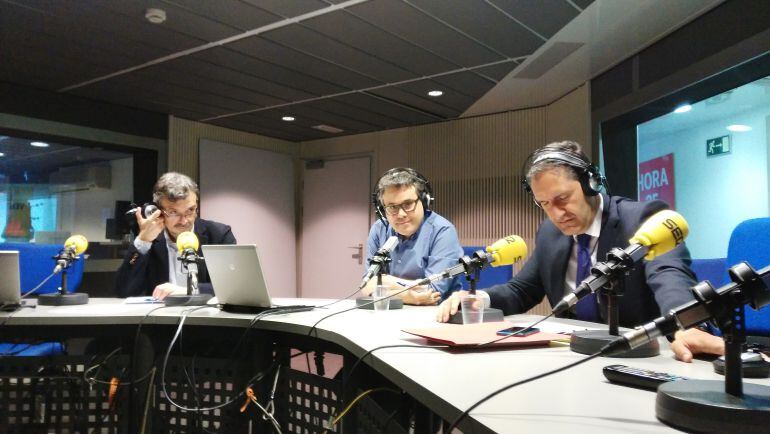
[706,135,731,157]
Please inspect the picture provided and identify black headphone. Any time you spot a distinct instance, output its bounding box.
[521,147,608,202]
[372,167,434,224]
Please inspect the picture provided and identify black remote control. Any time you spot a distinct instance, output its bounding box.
[603,364,689,391]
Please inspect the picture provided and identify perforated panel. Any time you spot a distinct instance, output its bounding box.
[0,356,127,434]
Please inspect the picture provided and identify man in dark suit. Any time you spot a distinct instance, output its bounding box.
[115,172,236,299]
[437,141,724,362]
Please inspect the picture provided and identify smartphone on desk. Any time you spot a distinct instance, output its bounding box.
[496,326,540,337]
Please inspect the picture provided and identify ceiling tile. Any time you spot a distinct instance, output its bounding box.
[409,0,545,57]
[347,0,504,67]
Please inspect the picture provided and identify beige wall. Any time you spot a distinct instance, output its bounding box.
[166,86,591,315]
[298,85,590,315]
[167,116,298,181]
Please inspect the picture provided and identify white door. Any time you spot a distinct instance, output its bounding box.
[300,157,371,299]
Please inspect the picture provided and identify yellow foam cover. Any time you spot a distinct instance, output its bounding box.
[486,235,527,266]
[176,231,200,254]
[64,235,89,255]
[628,210,689,260]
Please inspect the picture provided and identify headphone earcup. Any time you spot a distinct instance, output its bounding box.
[420,192,433,211]
[584,166,603,196]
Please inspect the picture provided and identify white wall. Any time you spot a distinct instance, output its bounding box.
[199,139,296,297]
[638,112,768,259]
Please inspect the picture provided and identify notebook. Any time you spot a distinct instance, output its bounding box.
[0,251,21,310]
[402,321,568,348]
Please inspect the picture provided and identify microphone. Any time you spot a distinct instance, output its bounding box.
[125,203,158,218]
[176,231,200,270]
[358,236,399,290]
[418,235,527,285]
[53,235,89,274]
[552,209,689,316]
[603,261,770,356]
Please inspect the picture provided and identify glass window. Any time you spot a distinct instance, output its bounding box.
[636,75,770,259]
[0,135,134,245]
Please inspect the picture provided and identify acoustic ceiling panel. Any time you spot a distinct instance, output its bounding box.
[488,0,581,39]
[226,37,379,90]
[408,0,546,58]
[301,10,458,76]
[333,93,441,125]
[0,0,603,142]
[264,24,414,83]
[472,61,520,81]
[345,0,505,67]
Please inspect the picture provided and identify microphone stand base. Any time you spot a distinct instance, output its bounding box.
[657,380,770,432]
[38,292,89,306]
[571,329,659,357]
[164,293,212,307]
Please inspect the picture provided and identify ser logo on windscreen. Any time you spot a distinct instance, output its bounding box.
[662,218,684,245]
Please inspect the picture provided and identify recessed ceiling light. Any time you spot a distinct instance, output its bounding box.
[282,116,295,122]
[30,141,49,148]
[312,124,344,134]
[673,104,692,114]
[726,124,752,132]
[0,152,4,157]
[427,90,443,97]
[145,8,166,24]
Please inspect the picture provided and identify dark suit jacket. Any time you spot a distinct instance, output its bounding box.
[486,194,697,327]
[114,219,236,297]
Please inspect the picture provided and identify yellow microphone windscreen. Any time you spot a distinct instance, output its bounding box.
[486,235,527,266]
[628,210,689,260]
[176,231,200,254]
[64,235,89,255]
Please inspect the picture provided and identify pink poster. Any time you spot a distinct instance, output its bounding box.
[638,153,675,209]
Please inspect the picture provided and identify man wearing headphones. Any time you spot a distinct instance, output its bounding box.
[362,168,464,305]
[437,141,724,362]
[115,172,236,299]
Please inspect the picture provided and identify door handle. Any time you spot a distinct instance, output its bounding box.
[348,244,363,264]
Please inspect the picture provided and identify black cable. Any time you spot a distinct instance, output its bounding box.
[160,306,301,413]
[446,351,604,432]
[477,313,555,347]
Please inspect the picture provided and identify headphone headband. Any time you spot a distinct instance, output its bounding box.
[372,168,434,225]
[521,147,607,201]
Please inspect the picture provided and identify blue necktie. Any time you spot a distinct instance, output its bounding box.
[574,233,600,322]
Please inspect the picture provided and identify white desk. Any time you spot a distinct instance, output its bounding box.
[2,298,768,433]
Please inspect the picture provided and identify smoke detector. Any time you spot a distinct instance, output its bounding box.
[145,8,167,24]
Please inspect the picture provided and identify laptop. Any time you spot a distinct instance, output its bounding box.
[204,244,306,314]
[0,251,21,311]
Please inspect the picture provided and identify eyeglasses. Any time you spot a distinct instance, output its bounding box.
[383,199,419,216]
[161,206,198,219]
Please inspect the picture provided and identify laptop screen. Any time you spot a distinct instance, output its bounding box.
[0,251,21,307]
[202,245,272,309]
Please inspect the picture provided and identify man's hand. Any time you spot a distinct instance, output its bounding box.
[136,209,165,242]
[435,290,468,322]
[402,288,441,305]
[152,283,186,300]
[670,328,725,363]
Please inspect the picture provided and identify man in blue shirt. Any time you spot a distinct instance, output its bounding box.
[362,168,463,305]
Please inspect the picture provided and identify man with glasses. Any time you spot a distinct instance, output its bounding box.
[436,142,724,362]
[115,172,236,299]
[362,168,463,305]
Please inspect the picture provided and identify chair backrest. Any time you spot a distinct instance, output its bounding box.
[0,242,85,295]
[725,218,770,336]
[690,258,726,286]
[460,246,513,290]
